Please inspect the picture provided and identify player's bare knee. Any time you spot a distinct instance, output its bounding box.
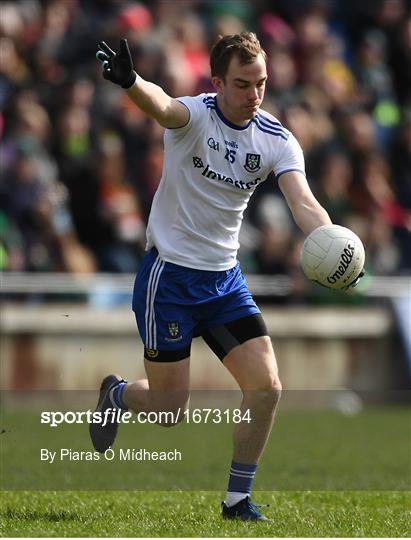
[155,391,189,427]
[246,373,282,409]
[260,376,282,404]
[250,353,282,392]
[269,372,282,393]
[268,376,282,405]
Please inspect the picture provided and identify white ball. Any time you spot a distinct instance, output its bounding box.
[300,224,365,290]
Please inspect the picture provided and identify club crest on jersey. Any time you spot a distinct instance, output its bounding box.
[168,322,180,338]
[244,153,261,173]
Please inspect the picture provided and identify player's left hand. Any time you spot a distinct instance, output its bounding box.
[96,39,137,89]
[344,269,365,291]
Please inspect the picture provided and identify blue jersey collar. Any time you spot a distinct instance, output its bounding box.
[214,97,253,131]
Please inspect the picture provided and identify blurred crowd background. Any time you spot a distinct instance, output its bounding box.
[1,0,411,296]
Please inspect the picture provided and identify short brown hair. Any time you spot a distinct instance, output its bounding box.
[210,32,267,79]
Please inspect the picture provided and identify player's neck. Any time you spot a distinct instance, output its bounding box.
[215,95,251,128]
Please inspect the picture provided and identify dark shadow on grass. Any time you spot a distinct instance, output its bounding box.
[2,507,79,522]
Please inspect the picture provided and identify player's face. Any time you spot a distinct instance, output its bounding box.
[212,53,267,126]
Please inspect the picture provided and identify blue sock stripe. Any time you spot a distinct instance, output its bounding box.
[231,461,257,473]
[111,382,128,410]
[227,460,257,494]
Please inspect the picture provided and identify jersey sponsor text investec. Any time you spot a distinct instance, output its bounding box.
[193,156,260,190]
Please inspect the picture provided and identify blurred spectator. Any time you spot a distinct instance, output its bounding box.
[0,138,95,273]
[390,110,411,270]
[354,28,400,147]
[316,151,354,225]
[390,17,411,107]
[351,152,403,274]
[254,194,295,274]
[338,107,378,156]
[94,131,146,272]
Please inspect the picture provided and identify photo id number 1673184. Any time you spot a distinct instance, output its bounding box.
[182,408,251,424]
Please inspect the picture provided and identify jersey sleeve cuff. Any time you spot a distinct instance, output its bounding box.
[275,168,306,181]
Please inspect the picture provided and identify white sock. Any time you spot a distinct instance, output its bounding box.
[224,491,248,507]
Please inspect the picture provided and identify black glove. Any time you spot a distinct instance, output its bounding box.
[344,269,365,291]
[96,39,137,89]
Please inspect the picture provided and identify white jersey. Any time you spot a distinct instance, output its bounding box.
[146,93,305,271]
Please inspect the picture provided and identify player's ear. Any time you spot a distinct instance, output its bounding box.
[211,76,224,93]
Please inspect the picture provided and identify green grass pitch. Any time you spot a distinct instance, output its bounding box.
[1,403,410,536]
[1,490,410,537]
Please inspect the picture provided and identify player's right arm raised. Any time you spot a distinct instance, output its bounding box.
[96,39,189,129]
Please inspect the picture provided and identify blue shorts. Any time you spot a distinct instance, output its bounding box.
[132,248,261,361]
